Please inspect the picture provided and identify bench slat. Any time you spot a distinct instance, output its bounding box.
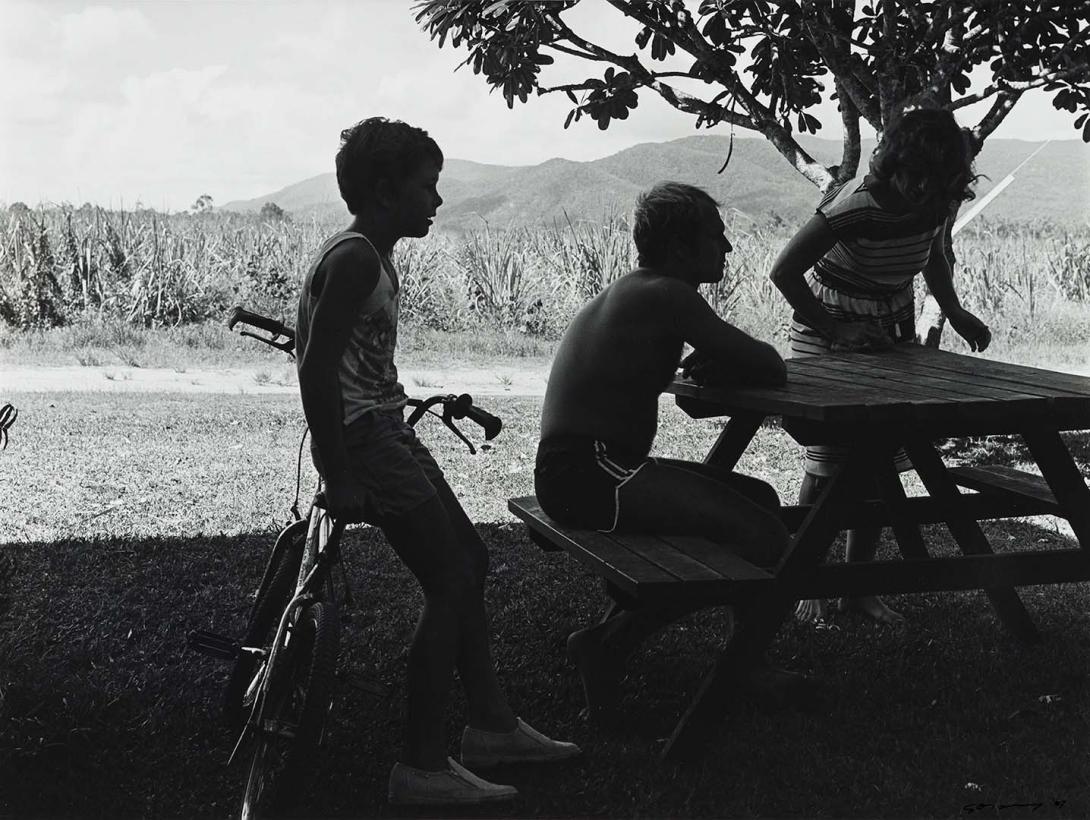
[658,534,774,580]
[606,532,726,582]
[508,496,774,604]
[948,465,1062,513]
[509,497,677,595]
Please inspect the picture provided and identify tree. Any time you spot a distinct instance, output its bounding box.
[190,193,214,214]
[259,201,288,221]
[415,0,1090,343]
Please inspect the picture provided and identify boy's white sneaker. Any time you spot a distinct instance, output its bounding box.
[461,717,582,768]
[387,756,518,806]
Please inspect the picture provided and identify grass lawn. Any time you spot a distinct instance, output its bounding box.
[1,392,1089,818]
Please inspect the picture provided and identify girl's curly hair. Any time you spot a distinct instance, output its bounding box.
[335,117,443,215]
[869,108,979,214]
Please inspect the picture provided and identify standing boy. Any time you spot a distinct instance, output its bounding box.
[536,181,791,716]
[297,116,578,807]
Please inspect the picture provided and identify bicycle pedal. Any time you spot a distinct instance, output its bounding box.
[186,629,240,661]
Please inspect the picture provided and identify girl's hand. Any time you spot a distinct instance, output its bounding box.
[947,307,992,352]
[829,320,893,353]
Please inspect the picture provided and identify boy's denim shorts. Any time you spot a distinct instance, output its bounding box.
[312,408,443,524]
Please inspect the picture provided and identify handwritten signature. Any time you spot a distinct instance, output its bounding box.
[963,800,1067,813]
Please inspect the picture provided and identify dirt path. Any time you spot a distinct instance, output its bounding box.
[3,355,1086,396]
[1,362,551,396]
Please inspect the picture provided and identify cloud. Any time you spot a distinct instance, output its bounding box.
[0,56,68,123]
[51,62,352,208]
[120,65,228,108]
[59,5,154,58]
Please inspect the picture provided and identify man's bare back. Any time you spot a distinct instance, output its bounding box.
[541,270,688,456]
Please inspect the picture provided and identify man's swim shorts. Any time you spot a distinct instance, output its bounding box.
[534,434,655,532]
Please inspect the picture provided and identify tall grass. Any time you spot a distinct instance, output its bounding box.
[1,204,1087,352]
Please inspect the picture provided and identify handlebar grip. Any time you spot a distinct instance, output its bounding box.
[227,306,295,340]
[461,401,502,440]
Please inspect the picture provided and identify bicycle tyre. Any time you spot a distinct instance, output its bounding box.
[240,601,340,819]
[252,518,309,615]
[223,520,307,729]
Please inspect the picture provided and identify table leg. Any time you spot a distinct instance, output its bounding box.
[903,435,1040,644]
[662,452,868,762]
[703,412,764,471]
[872,458,931,561]
[1021,427,1090,549]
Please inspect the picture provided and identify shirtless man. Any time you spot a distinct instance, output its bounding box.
[534,181,791,716]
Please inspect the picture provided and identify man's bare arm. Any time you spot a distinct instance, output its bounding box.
[297,243,379,498]
[671,283,786,386]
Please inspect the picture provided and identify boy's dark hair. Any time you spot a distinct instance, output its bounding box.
[869,108,978,214]
[633,182,722,266]
[335,117,443,215]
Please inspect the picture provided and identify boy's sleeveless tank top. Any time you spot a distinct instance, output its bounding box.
[296,231,407,426]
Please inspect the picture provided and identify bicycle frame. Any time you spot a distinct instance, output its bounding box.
[228,502,344,766]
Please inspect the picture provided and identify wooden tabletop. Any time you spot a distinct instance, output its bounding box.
[668,344,1090,431]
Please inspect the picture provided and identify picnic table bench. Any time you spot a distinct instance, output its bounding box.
[509,344,1090,762]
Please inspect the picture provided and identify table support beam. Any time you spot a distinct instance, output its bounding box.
[704,412,764,471]
[904,436,1041,644]
[873,455,932,561]
[1021,427,1090,549]
[663,454,868,762]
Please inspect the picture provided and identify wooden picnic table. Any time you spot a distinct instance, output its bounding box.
[658,342,1090,759]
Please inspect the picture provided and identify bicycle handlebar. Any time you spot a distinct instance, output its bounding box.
[406,394,502,453]
[228,306,294,340]
[228,307,501,451]
[227,306,296,356]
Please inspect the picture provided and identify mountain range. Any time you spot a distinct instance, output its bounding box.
[222,134,1090,232]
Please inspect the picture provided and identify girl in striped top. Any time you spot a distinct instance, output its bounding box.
[770,108,992,625]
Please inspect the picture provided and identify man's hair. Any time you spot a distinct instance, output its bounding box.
[633,182,722,266]
[869,108,978,213]
[335,117,443,215]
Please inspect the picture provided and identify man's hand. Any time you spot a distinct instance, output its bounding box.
[946,306,992,352]
[680,349,734,386]
[828,320,893,353]
[323,478,369,523]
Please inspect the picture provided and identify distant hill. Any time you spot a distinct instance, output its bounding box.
[222,135,1090,231]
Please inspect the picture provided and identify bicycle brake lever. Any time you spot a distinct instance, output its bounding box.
[238,329,295,357]
[442,417,477,455]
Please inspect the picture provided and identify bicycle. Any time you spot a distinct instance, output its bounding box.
[188,307,502,819]
[0,403,16,449]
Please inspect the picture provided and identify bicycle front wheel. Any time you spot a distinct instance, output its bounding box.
[223,519,308,729]
[240,600,340,820]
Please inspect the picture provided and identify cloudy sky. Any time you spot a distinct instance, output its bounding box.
[2,0,1083,212]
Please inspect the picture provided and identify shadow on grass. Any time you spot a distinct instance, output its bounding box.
[1,520,1088,818]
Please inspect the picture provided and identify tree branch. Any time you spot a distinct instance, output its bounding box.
[972,89,1024,142]
[877,0,900,124]
[543,40,609,63]
[949,64,1090,110]
[801,1,882,129]
[604,0,708,58]
[836,78,862,183]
